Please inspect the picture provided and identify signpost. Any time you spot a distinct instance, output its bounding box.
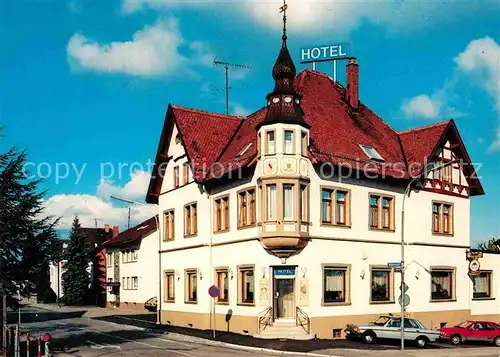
[300,43,350,82]
[208,285,220,339]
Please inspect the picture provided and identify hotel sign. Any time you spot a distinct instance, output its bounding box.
[274,267,296,277]
[300,43,350,63]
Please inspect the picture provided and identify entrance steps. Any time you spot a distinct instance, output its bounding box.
[255,321,316,340]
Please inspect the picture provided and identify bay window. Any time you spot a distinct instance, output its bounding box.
[284,130,294,154]
[266,131,275,155]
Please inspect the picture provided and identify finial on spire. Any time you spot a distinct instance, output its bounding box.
[279,0,288,42]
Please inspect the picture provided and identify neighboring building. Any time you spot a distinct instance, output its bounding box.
[103,217,159,310]
[49,224,117,307]
[138,25,498,340]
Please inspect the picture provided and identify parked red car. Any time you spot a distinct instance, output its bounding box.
[439,321,500,346]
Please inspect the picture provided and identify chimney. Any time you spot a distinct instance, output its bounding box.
[112,226,119,238]
[346,57,359,110]
[104,224,110,232]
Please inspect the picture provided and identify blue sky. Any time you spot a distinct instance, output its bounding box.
[1,0,499,246]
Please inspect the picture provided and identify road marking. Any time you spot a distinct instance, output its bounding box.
[87,340,121,350]
[56,320,198,357]
[154,337,195,348]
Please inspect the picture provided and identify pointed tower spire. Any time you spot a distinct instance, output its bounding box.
[257,0,309,129]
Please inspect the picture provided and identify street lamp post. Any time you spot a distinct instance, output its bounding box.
[400,160,459,350]
[110,196,161,325]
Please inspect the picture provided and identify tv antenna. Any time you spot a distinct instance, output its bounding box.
[213,58,251,115]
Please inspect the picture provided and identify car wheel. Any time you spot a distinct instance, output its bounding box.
[361,331,376,344]
[494,336,500,347]
[450,334,462,345]
[415,336,428,348]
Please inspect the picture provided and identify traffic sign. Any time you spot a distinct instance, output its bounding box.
[208,285,220,298]
[399,282,409,294]
[398,294,410,308]
[388,262,401,268]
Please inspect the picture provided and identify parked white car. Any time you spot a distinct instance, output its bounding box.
[344,315,440,348]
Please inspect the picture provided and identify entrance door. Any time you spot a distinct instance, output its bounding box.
[276,279,295,319]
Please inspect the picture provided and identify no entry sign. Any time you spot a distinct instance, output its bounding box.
[208,285,220,298]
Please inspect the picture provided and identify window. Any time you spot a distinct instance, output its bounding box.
[300,184,309,222]
[267,184,277,220]
[174,166,179,188]
[323,265,349,304]
[184,203,197,237]
[183,163,189,185]
[301,131,308,156]
[436,158,453,183]
[131,249,138,262]
[185,270,198,303]
[164,271,175,302]
[126,277,130,290]
[284,130,294,154]
[107,278,113,293]
[215,269,229,303]
[431,268,455,301]
[122,277,126,290]
[237,143,253,157]
[132,276,138,290]
[321,187,350,226]
[370,268,393,303]
[164,210,175,241]
[266,131,275,155]
[283,184,294,221]
[432,202,453,235]
[360,144,384,161]
[238,266,254,305]
[473,271,492,299]
[214,196,230,232]
[238,188,256,228]
[369,194,394,230]
[107,253,112,268]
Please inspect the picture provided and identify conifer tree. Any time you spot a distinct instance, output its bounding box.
[61,216,90,305]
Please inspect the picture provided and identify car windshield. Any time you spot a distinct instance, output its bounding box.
[457,321,472,328]
[372,316,391,326]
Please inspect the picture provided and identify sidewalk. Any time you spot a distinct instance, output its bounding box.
[24,300,155,319]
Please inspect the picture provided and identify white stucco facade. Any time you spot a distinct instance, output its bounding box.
[147,121,498,339]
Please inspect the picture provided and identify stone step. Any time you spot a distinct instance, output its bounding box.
[255,324,316,340]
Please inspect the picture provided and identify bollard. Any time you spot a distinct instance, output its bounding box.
[26,333,30,357]
[37,338,41,357]
[43,333,51,357]
[15,326,20,357]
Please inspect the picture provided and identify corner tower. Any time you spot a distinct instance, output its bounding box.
[256,1,311,261]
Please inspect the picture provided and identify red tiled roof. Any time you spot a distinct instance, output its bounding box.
[146,69,483,203]
[399,121,450,177]
[103,216,157,247]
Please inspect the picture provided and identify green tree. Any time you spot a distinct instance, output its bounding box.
[0,135,58,299]
[62,216,90,305]
[477,237,500,252]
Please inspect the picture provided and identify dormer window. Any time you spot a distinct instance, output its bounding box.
[237,143,253,157]
[266,131,275,155]
[360,144,384,162]
[284,130,294,154]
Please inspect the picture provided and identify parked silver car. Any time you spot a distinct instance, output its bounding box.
[344,315,441,348]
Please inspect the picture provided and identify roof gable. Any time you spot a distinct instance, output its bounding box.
[103,216,158,247]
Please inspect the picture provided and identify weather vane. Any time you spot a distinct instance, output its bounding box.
[279,0,288,40]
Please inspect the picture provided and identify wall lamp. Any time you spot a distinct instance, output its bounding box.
[261,267,267,278]
[360,269,366,279]
[198,269,203,280]
[228,268,234,280]
[301,267,307,278]
[175,270,180,280]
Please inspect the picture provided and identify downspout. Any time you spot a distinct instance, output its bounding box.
[203,183,214,332]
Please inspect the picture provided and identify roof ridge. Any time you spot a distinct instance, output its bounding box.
[398,120,450,134]
[171,105,244,121]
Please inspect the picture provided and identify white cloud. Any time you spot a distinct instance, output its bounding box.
[66,18,212,77]
[121,1,495,36]
[43,170,154,230]
[454,37,500,108]
[401,36,500,119]
[401,94,442,120]
[233,104,251,116]
[97,170,151,199]
[488,127,500,153]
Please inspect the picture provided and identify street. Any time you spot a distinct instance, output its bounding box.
[10,304,500,357]
[13,305,300,357]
